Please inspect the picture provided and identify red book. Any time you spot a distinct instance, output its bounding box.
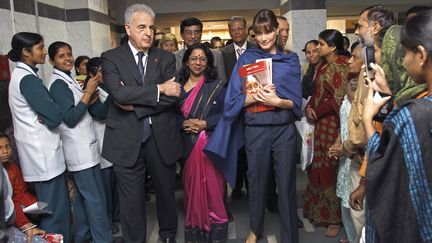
[239,59,275,113]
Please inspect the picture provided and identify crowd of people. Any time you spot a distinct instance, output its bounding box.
[1,2,432,243]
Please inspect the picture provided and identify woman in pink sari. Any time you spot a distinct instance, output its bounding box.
[178,43,228,243]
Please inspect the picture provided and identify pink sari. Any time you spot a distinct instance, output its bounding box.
[181,78,228,232]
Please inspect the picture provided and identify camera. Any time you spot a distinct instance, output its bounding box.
[90,66,100,76]
[364,46,375,85]
[372,91,394,122]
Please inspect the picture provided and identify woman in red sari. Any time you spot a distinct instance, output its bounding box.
[177,43,228,243]
[304,29,350,237]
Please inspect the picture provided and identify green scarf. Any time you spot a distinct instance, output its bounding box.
[381,25,427,104]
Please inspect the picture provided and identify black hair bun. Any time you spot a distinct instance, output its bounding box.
[7,49,19,62]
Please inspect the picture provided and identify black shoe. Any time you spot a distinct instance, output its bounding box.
[297,216,304,228]
[210,223,228,242]
[112,236,124,243]
[227,210,234,223]
[160,237,176,243]
[231,189,242,200]
[112,223,120,235]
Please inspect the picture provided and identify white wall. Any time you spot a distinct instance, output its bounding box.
[285,9,327,64]
[1,0,111,81]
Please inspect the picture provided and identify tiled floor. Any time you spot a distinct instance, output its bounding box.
[114,167,344,243]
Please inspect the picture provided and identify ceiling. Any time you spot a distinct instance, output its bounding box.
[109,0,432,30]
[154,9,280,31]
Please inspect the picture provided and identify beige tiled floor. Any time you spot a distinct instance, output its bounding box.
[114,167,344,243]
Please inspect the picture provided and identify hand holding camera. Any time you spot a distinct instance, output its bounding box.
[363,82,392,123]
[362,46,394,122]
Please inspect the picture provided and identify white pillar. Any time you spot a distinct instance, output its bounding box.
[281,0,327,64]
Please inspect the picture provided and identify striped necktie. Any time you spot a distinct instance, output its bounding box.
[236,48,243,59]
[137,51,151,142]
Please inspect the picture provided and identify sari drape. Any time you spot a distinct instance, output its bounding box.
[181,78,228,233]
[304,55,350,226]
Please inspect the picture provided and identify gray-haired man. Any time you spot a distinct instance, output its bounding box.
[101,4,182,243]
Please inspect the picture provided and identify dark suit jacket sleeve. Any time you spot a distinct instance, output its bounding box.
[101,50,158,108]
[134,52,179,118]
[156,52,178,107]
[213,50,227,83]
[221,45,236,82]
[175,51,183,72]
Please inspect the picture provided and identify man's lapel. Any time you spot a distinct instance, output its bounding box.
[144,48,159,84]
[121,44,142,85]
[229,44,236,61]
[226,44,237,70]
[246,41,254,49]
[176,48,186,59]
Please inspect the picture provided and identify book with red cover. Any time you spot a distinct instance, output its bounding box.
[239,59,275,113]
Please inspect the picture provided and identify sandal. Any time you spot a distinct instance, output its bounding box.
[325,224,341,238]
[246,231,262,243]
[339,236,349,243]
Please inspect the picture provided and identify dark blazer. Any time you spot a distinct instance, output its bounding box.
[177,79,226,159]
[101,44,183,167]
[221,42,254,81]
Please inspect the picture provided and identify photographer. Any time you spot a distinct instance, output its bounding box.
[362,10,432,242]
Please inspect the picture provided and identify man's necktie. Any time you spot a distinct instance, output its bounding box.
[137,52,146,83]
[236,48,243,59]
[137,52,151,143]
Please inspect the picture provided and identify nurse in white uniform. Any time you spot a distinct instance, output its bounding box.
[7,32,71,242]
[46,41,111,243]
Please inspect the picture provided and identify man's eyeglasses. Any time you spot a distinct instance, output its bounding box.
[184,30,202,36]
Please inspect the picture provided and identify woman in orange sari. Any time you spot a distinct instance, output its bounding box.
[304,29,350,237]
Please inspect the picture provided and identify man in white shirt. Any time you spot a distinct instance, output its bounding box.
[221,16,254,81]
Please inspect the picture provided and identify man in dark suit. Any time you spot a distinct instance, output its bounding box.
[174,17,227,82]
[220,16,253,201]
[221,16,254,81]
[101,4,182,243]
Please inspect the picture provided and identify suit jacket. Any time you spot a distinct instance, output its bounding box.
[221,42,254,81]
[174,48,227,83]
[101,44,183,167]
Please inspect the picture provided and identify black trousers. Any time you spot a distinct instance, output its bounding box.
[114,134,177,243]
[245,124,298,243]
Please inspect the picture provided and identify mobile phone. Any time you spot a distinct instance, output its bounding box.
[364,46,375,85]
[372,91,393,122]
